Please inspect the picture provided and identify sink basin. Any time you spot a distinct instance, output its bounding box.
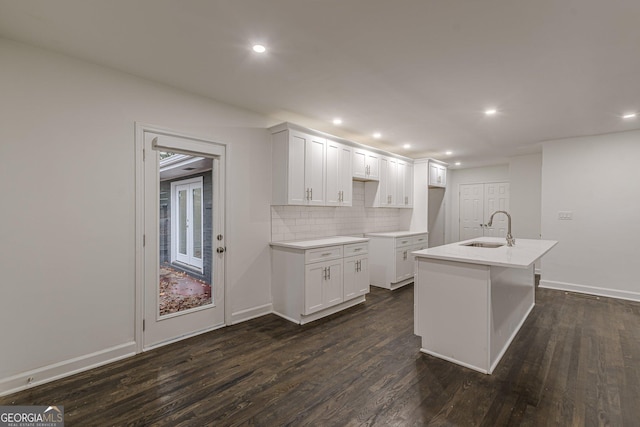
[461,241,505,248]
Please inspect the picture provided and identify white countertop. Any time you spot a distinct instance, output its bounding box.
[365,231,428,238]
[413,237,558,268]
[270,236,369,250]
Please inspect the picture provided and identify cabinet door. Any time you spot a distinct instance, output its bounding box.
[304,263,326,314]
[429,163,446,188]
[366,152,380,180]
[355,257,369,297]
[344,256,369,300]
[326,140,341,206]
[324,260,343,307]
[287,131,308,204]
[304,260,343,315]
[338,144,353,206]
[305,135,326,205]
[385,158,397,206]
[396,161,407,207]
[404,163,413,207]
[352,148,367,179]
[394,247,413,282]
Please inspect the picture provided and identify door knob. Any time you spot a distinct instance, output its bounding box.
[216,247,226,253]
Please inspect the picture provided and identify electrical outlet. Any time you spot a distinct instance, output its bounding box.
[558,211,573,220]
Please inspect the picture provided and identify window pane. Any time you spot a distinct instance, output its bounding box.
[178,189,187,255]
[192,187,202,259]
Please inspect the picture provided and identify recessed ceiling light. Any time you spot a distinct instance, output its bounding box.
[252,44,266,53]
[373,132,382,139]
[623,113,637,119]
[403,143,411,149]
[485,109,497,116]
[455,162,461,166]
[445,151,453,155]
[332,118,342,125]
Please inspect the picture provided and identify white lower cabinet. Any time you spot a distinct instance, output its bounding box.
[271,238,369,324]
[304,259,343,315]
[365,232,428,290]
[343,256,369,300]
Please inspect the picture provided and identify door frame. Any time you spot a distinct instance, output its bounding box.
[135,122,229,353]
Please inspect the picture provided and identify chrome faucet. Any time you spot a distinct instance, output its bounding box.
[487,210,515,246]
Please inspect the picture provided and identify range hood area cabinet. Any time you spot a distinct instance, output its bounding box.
[352,147,380,181]
[270,124,352,206]
[364,156,413,208]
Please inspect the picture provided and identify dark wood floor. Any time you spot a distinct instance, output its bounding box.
[3,284,640,426]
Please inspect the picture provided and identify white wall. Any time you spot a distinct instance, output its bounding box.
[271,182,410,241]
[446,165,510,243]
[508,153,542,239]
[0,39,273,394]
[540,131,640,301]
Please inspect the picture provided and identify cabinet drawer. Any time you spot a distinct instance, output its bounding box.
[411,234,428,245]
[305,246,343,264]
[344,242,368,257]
[395,237,413,248]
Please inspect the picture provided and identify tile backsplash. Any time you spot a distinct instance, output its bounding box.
[271,182,412,241]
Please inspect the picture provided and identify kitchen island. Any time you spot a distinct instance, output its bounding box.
[413,237,558,374]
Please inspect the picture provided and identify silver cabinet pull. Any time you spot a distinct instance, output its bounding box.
[310,188,313,200]
[327,266,331,280]
[321,252,332,256]
[403,250,407,260]
[354,248,361,252]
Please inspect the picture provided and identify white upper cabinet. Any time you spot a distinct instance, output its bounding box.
[429,161,447,188]
[271,123,412,208]
[365,156,413,208]
[353,148,380,181]
[326,140,353,206]
[397,160,413,208]
[272,128,326,205]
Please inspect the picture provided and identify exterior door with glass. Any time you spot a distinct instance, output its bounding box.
[140,129,226,350]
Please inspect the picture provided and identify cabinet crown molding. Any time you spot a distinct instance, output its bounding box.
[269,122,414,163]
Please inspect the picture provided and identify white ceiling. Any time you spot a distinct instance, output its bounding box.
[1,0,639,167]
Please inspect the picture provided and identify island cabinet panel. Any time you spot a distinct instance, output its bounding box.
[271,238,370,324]
[412,237,557,374]
[365,232,428,290]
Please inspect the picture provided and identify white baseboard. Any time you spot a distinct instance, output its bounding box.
[0,341,136,397]
[539,279,640,302]
[230,303,273,325]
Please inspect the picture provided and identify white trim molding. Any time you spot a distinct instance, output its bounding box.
[539,279,640,302]
[231,303,273,325]
[0,342,136,397]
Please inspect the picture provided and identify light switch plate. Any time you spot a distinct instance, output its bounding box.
[558,211,573,220]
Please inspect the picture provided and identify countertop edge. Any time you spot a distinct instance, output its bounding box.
[270,236,370,250]
[413,238,558,269]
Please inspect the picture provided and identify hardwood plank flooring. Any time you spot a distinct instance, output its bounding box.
[2,284,640,426]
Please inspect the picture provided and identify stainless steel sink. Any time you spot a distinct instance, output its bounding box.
[461,241,505,248]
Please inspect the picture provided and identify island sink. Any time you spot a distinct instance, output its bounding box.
[461,241,504,248]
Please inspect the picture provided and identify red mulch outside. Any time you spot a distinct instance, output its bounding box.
[159,264,212,316]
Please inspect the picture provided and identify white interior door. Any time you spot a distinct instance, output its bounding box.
[142,131,226,350]
[459,183,485,240]
[459,182,510,240]
[483,182,510,237]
